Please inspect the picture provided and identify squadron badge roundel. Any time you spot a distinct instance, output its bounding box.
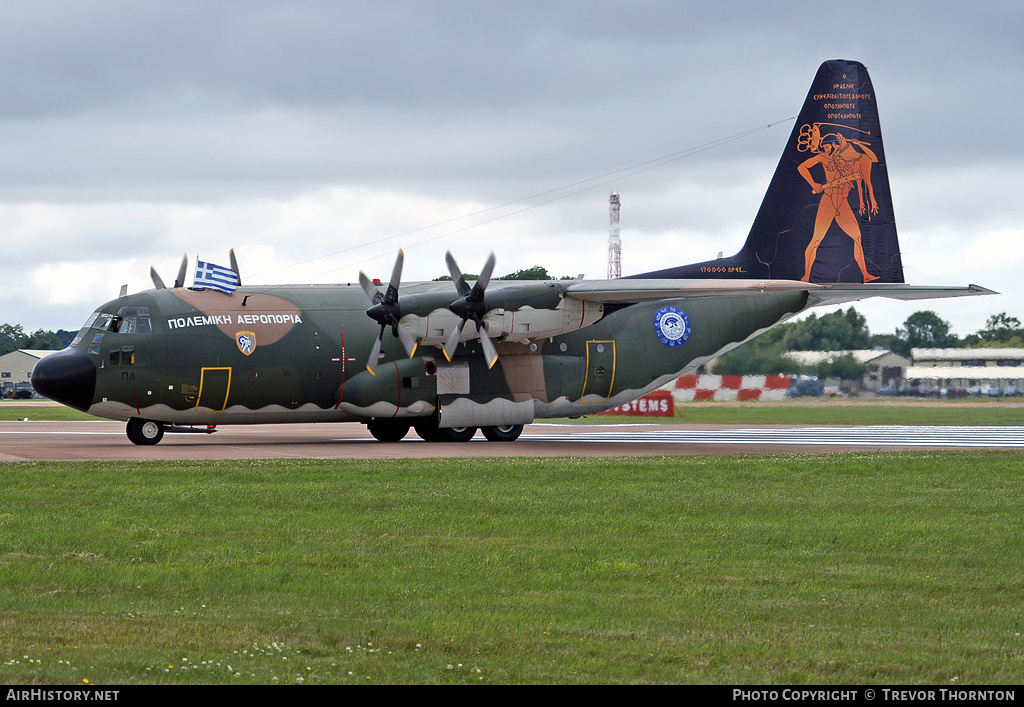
[236,331,257,356]
[653,306,691,348]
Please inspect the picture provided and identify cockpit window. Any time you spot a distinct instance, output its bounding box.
[81,306,154,334]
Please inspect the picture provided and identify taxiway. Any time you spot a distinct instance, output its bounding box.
[2,420,1023,462]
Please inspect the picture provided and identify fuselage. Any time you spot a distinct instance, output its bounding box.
[32,280,810,429]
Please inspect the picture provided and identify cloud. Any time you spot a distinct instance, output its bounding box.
[3,1,1022,340]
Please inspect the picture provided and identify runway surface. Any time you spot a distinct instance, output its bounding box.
[2,420,1024,461]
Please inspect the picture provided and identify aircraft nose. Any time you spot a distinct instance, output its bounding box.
[31,348,97,412]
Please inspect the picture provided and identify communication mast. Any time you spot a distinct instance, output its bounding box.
[607,192,621,279]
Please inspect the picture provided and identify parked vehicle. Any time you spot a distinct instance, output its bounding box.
[787,376,822,397]
[13,382,34,400]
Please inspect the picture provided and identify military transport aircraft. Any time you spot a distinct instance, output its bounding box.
[32,60,993,445]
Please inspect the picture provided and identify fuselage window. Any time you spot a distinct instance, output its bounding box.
[109,345,136,366]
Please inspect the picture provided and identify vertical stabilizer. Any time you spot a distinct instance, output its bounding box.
[633,59,904,284]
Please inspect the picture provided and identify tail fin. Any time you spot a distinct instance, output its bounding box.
[634,59,904,284]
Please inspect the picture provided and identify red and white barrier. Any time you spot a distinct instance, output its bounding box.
[668,374,791,402]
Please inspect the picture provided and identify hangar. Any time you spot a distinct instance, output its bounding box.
[905,348,1024,395]
[0,349,56,398]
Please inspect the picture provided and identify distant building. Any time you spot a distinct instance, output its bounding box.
[0,349,58,396]
[906,348,1024,391]
[783,349,910,392]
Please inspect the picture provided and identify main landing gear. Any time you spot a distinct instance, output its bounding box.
[365,418,524,443]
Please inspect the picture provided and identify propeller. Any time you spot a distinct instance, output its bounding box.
[359,250,417,375]
[173,254,189,288]
[443,251,498,368]
[151,254,189,290]
[229,249,242,286]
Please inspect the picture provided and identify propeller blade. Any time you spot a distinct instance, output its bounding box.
[477,321,499,369]
[445,251,470,296]
[476,252,496,293]
[151,267,166,290]
[173,254,188,288]
[386,249,404,303]
[443,320,466,362]
[229,249,241,286]
[366,328,384,376]
[359,271,384,304]
[397,323,418,358]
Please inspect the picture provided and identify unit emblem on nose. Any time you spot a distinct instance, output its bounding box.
[236,331,257,356]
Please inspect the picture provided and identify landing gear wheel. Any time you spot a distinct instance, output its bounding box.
[481,424,524,442]
[437,426,477,443]
[366,420,411,442]
[414,419,442,442]
[127,418,164,446]
[413,414,476,442]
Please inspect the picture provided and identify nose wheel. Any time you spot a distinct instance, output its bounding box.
[127,418,165,445]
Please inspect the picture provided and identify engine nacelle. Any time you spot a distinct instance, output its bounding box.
[399,297,603,347]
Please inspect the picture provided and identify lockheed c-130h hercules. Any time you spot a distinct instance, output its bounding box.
[32,60,993,445]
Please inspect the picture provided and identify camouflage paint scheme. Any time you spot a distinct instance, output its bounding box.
[31,60,992,444]
[59,281,809,425]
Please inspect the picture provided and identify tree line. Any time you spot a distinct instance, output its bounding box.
[1,324,76,356]
[714,309,1024,378]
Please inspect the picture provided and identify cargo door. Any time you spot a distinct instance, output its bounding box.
[196,367,232,412]
[581,340,615,402]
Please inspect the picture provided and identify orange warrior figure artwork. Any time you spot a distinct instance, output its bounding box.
[796,123,880,282]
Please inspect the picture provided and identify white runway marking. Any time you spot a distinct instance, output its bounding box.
[521,426,1024,448]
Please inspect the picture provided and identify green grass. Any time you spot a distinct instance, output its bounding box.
[2,453,1023,684]
[0,403,100,422]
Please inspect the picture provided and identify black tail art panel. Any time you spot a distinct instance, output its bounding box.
[633,59,903,284]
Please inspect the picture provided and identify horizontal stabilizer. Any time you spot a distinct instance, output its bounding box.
[806,283,997,308]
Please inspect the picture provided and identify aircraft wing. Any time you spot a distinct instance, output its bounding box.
[565,278,827,303]
[565,279,996,305]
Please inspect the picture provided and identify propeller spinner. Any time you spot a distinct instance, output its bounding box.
[443,251,498,368]
[359,250,417,375]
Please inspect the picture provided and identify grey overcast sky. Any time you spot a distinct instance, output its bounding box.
[3,0,1022,337]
